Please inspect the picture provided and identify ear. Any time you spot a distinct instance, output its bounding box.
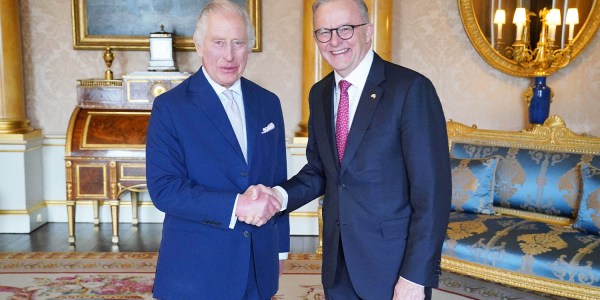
[195,42,203,58]
[365,23,375,44]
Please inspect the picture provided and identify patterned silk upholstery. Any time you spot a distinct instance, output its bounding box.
[443,212,600,287]
[450,157,500,215]
[452,143,600,218]
[574,164,600,235]
[442,117,600,299]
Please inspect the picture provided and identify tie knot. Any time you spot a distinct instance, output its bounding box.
[339,80,351,93]
[223,89,235,102]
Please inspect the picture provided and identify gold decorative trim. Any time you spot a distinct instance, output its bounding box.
[494,207,573,226]
[457,0,600,77]
[0,201,47,215]
[119,164,146,181]
[125,80,151,103]
[0,129,43,141]
[65,156,145,161]
[289,212,318,217]
[65,107,80,156]
[0,145,42,153]
[81,111,150,150]
[45,199,155,207]
[442,257,600,300]
[77,79,123,87]
[71,0,262,52]
[75,164,108,198]
[447,115,600,155]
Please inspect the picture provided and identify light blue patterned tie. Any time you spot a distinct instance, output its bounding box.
[223,89,246,161]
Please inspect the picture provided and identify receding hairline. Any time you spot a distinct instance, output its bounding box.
[312,0,370,23]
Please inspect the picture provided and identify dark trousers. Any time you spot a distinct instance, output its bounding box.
[324,243,432,300]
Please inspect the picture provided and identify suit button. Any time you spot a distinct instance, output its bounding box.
[336,219,340,225]
[241,171,248,177]
[243,231,250,237]
[340,184,346,189]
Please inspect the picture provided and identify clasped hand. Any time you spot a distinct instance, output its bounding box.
[235,184,282,227]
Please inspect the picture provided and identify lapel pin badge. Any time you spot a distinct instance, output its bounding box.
[371,93,376,100]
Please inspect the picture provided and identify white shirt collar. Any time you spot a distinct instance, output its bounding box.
[202,67,243,97]
[334,50,374,89]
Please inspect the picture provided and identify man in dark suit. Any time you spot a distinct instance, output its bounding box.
[266,0,451,299]
[146,1,288,299]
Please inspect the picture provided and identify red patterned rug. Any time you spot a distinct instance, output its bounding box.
[1,252,539,299]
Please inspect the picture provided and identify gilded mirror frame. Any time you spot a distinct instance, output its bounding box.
[458,0,600,77]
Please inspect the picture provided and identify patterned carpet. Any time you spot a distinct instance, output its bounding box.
[0,252,565,299]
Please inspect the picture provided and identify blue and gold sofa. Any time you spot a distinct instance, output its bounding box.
[443,115,600,300]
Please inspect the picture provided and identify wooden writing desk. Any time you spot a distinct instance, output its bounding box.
[65,73,189,244]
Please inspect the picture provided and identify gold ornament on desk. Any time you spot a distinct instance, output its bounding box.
[104,46,115,80]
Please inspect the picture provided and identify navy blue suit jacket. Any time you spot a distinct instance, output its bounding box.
[281,54,451,299]
[146,69,289,299]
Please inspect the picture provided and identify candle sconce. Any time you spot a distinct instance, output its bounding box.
[459,0,599,78]
[496,7,578,76]
[460,0,599,126]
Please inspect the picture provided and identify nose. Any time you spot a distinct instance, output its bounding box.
[223,43,234,61]
[329,32,343,47]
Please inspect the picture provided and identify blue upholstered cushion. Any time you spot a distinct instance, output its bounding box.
[443,212,600,287]
[451,157,500,215]
[574,164,600,235]
[451,143,600,218]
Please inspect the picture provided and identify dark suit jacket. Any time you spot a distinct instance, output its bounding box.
[281,53,451,299]
[146,69,289,300]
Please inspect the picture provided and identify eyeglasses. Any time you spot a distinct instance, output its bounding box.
[313,23,368,43]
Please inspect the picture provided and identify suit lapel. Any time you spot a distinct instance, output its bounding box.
[319,76,339,172]
[189,71,247,164]
[340,55,385,174]
[241,79,258,168]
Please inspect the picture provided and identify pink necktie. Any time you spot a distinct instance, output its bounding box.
[336,80,351,162]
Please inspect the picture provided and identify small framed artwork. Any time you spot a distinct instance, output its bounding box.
[71,0,261,51]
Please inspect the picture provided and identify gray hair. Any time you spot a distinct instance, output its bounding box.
[312,0,370,23]
[192,0,255,51]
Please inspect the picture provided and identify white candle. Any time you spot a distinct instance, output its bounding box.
[549,25,557,41]
[513,8,527,41]
[566,8,579,42]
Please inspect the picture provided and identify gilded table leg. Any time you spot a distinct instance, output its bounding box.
[93,201,100,226]
[67,200,76,244]
[131,191,139,226]
[110,200,119,244]
[317,197,323,255]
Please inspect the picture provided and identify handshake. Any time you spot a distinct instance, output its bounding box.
[235,184,284,227]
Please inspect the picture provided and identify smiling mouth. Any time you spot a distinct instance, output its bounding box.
[332,48,349,55]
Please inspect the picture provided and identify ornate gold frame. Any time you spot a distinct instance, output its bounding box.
[71,0,262,52]
[458,0,600,77]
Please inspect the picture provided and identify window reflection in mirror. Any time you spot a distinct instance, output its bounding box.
[473,0,593,59]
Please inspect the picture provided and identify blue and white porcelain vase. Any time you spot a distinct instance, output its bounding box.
[528,76,551,124]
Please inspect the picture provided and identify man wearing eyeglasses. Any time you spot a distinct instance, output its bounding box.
[263,0,451,299]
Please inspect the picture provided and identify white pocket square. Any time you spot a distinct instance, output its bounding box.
[261,122,275,134]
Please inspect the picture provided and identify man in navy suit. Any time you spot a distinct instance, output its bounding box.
[265,0,451,299]
[146,1,288,299]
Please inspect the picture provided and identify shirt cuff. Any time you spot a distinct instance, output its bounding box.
[272,186,288,211]
[400,276,424,287]
[279,252,289,260]
[229,193,240,229]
